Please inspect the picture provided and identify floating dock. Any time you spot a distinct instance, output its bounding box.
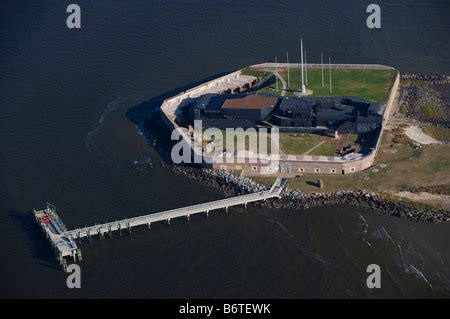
[35,178,287,267]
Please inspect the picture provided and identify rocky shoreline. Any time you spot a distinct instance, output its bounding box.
[400,73,449,126]
[172,165,450,224]
[401,73,450,85]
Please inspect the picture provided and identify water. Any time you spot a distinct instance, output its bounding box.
[1,0,449,298]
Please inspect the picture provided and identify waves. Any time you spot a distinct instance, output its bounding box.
[85,97,127,150]
[359,214,372,247]
[84,97,128,166]
[369,226,434,289]
[266,218,332,266]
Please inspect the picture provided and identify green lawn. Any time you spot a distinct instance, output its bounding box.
[240,68,269,80]
[203,129,274,154]
[203,131,342,156]
[308,141,338,156]
[279,133,323,155]
[419,103,443,119]
[251,68,397,103]
[211,131,357,157]
[423,125,450,142]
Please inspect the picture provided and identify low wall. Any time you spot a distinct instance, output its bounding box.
[373,71,400,157]
[251,63,396,70]
[213,153,375,176]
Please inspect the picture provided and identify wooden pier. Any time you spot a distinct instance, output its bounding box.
[35,178,287,266]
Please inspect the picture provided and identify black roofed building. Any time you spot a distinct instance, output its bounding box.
[271,97,314,127]
[182,93,382,133]
[186,93,279,129]
[268,96,382,133]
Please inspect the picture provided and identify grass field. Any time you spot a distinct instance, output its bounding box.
[419,103,443,119]
[203,131,348,157]
[203,129,273,154]
[286,68,396,103]
[279,132,360,156]
[279,133,322,155]
[240,68,269,80]
[250,68,397,104]
[308,141,338,156]
[422,125,450,142]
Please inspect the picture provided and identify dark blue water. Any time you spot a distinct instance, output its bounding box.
[1,0,449,298]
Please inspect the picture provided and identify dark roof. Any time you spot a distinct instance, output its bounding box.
[356,116,383,123]
[279,97,314,113]
[194,94,225,111]
[317,108,350,119]
[191,94,382,124]
[368,103,382,114]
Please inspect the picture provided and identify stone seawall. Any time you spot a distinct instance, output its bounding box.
[172,165,450,224]
[251,63,397,71]
[401,73,450,85]
[400,73,450,127]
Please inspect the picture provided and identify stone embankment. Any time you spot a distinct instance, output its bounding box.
[400,73,449,126]
[172,166,450,224]
[400,73,450,85]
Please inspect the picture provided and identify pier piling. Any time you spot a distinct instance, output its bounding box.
[77,249,82,261]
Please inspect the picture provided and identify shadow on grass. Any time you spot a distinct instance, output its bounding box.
[355,128,381,154]
[306,180,321,188]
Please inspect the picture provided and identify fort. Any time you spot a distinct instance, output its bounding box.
[161,63,400,176]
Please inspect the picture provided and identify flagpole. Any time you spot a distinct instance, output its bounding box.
[300,38,305,93]
[321,52,324,88]
[305,50,308,85]
[329,57,332,93]
[275,56,278,92]
[287,52,290,88]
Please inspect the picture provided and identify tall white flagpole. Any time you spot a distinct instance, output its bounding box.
[305,50,308,85]
[329,57,332,93]
[301,38,305,93]
[275,56,279,92]
[321,52,324,88]
[287,52,290,88]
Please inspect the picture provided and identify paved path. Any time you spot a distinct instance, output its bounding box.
[404,125,442,145]
[274,71,287,97]
[303,141,325,155]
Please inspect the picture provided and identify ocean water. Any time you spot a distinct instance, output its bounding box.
[1,0,449,298]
